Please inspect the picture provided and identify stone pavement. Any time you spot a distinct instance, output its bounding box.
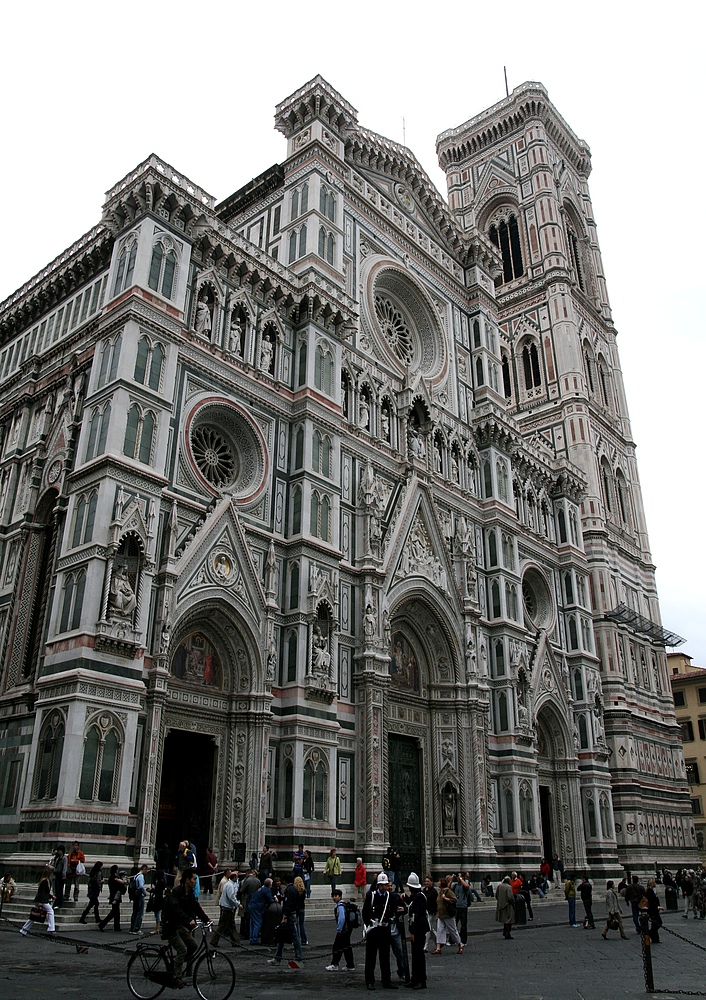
[2,897,705,999]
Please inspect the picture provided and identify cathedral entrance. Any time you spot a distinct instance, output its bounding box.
[157,729,216,856]
[388,734,423,878]
[539,785,554,861]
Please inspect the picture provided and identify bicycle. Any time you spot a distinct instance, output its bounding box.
[126,921,235,1000]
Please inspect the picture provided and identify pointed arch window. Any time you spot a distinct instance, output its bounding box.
[494,639,505,677]
[314,344,334,395]
[97,333,122,388]
[506,583,518,620]
[497,691,509,731]
[520,783,534,833]
[59,568,86,633]
[282,758,293,818]
[490,580,501,618]
[302,753,327,821]
[289,561,299,608]
[475,356,484,387]
[616,470,632,527]
[564,572,574,605]
[148,242,177,299]
[567,227,585,293]
[320,186,335,222]
[34,716,64,799]
[292,487,302,535]
[522,341,542,389]
[288,230,297,263]
[72,491,98,548]
[489,215,524,284]
[112,241,137,297]
[79,721,121,802]
[123,404,156,464]
[86,402,111,461]
[287,630,297,683]
[502,353,512,398]
[483,461,493,498]
[585,794,597,837]
[488,529,498,567]
[298,339,307,386]
[497,460,509,502]
[501,532,514,569]
[573,668,584,701]
[294,427,304,469]
[578,713,589,749]
[568,615,579,650]
[298,224,307,258]
[134,336,165,390]
[310,491,331,541]
[599,793,612,838]
[504,787,515,832]
[557,507,567,543]
[601,460,613,515]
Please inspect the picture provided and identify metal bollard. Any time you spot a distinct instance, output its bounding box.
[640,911,654,993]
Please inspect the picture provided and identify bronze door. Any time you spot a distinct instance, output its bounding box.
[388,734,423,879]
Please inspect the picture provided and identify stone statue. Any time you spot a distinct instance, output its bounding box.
[109,564,137,618]
[358,396,370,429]
[363,603,376,638]
[409,423,426,459]
[266,640,277,685]
[311,625,331,676]
[443,786,458,835]
[383,607,391,648]
[160,621,171,654]
[195,297,212,337]
[229,314,244,355]
[259,335,274,373]
[380,409,390,442]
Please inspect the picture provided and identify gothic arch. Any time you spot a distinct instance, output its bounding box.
[385,588,462,689]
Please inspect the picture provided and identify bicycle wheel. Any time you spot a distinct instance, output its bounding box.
[193,950,235,1000]
[126,946,169,1000]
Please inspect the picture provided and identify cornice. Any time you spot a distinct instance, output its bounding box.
[0,229,113,343]
[436,82,592,178]
[275,75,359,140]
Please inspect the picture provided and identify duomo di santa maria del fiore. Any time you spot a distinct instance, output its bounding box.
[0,76,696,877]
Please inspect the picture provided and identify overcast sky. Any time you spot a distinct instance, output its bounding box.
[1,1,703,663]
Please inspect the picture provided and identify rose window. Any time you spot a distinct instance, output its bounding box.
[521,568,554,630]
[191,425,238,487]
[375,295,414,366]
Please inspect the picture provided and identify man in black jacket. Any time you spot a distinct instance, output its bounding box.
[405,873,429,991]
[162,869,210,985]
[362,872,397,990]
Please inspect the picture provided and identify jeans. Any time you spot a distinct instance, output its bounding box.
[249,905,265,944]
[568,897,576,925]
[456,906,468,943]
[390,927,408,979]
[332,928,355,969]
[131,896,145,932]
[303,875,311,899]
[297,908,307,944]
[274,915,302,962]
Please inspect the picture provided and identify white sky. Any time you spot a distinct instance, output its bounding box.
[1,1,704,663]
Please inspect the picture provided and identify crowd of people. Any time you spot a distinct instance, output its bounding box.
[10,837,706,991]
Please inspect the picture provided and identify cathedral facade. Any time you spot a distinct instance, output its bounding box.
[0,77,695,877]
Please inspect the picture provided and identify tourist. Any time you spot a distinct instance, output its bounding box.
[354,856,368,903]
[66,841,86,902]
[495,876,515,939]
[130,863,149,933]
[20,866,55,936]
[211,869,241,948]
[98,865,127,932]
[579,875,595,929]
[324,848,342,893]
[433,877,462,954]
[325,887,355,972]
[267,875,305,969]
[601,879,627,939]
[79,861,103,924]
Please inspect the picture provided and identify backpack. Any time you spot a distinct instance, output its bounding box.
[128,879,138,902]
[346,900,361,929]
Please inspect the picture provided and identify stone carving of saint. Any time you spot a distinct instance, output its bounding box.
[266,640,277,685]
[364,603,376,638]
[194,297,212,338]
[160,621,171,654]
[443,786,458,835]
[259,335,274,373]
[358,396,370,429]
[380,409,390,442]
[109,564,137,618]
[311,625,331,677]
[229,315,244,355]
[383,607,391,649]
[465,626,477,678]
[409,423,426,459]
[451,451,460,483]
[433,437,442,473]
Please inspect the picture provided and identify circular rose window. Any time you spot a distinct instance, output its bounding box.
[187,401,266,500]
[364,264,446,380]
[521,567,554,630]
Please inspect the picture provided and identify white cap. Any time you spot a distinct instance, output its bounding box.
[377,872,389,884]
[405,872,421,889]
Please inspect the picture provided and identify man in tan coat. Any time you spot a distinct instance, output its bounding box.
[495,876,515,939]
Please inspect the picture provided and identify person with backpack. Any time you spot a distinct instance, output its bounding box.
[79,861,103,924]
[130,863,149,933]
[432,876,462,954]
[267,875,305,969]
[451,872,471,944]
[162,868,211,988]
[325,888,356,972]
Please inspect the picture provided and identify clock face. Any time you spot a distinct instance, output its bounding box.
[47,460,62,484]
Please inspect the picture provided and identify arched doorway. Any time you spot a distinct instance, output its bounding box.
[536,704,579,870]
[157,729,216,854]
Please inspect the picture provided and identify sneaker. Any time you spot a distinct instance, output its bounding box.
[326,964,340,971]
[19,930,28,936]
[345,966,356,972]
[267,958,281,965]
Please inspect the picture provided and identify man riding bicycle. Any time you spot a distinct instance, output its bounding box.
[162,868,210,986]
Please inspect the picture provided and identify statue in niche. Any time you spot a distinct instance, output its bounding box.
[266,639,277,685]
[380,408,390,442]
[160,621,171,654]
[358,396,370,430]
[382,607,391,648]
[465,625,477,679]
[229,313,245,355]
[517,668,530,726]
[259,334,274,373]
[451,451,460,483]
[194,295,212,338]
[442,784,458,835]
[409,423,426,459]
[433,437,442,473]
[311,624,331,677]
[109,564,137,618]
[364,603,376,638]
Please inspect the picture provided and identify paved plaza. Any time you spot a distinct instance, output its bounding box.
[2,898,705,1000]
